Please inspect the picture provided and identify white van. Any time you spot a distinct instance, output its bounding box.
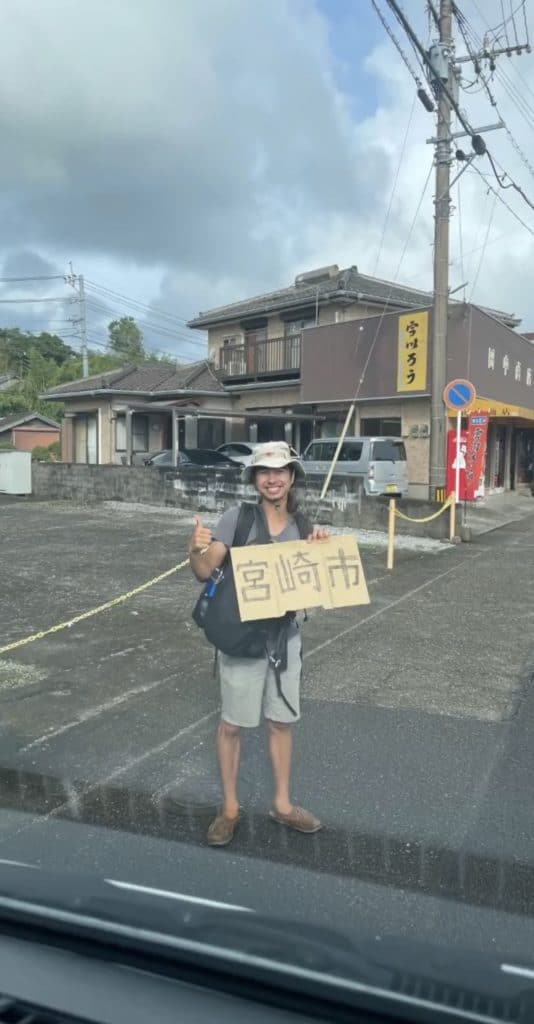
[301,436,409,497]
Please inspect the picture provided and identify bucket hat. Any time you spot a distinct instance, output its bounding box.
[243,441,305,484]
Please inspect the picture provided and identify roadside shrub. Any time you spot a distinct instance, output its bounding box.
[31,445,53,462]
[47,440,61,461]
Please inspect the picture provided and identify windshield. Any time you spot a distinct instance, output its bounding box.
[1,1,534,1020]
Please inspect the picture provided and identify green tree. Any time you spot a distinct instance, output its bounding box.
[0,328,74,376]
[108,316,145,362]
[33,333,75,366]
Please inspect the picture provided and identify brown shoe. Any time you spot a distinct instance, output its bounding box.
[269,805,323,834]
[207,811,240,847]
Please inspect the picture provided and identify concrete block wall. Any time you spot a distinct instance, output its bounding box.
[32,463,450,539]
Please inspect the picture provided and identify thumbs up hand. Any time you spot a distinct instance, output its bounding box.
[190,515,213,555]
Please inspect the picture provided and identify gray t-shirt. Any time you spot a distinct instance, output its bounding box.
[213,504,302,627]
[213,504,300,547]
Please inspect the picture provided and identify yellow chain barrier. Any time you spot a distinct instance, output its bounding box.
[1,497,454,655]
[394,495,453,524]
[0,558,190,657]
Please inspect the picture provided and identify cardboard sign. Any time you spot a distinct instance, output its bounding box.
[231,535,370,622]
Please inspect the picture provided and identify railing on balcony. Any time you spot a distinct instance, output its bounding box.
[219,334,301,380]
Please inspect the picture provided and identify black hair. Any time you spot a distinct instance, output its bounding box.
[252,465,305,516]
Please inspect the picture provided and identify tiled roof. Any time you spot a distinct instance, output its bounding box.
[0,411,60,431]
[42,360,225,398]
[187,265,519,329]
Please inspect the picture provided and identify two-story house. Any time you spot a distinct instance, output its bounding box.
[188,264,534,498]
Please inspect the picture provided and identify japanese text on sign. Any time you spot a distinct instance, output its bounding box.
[231,535,370,621]
[397,311,428,392]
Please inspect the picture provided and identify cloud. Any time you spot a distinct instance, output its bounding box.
[1,0,534,351]
[0,1,370,277]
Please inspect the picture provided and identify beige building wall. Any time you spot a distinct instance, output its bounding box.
[207,324,244,363]
[206,300,391,367]
[336,302,382,322]
[57,397,112,464]
[61,394,235,465]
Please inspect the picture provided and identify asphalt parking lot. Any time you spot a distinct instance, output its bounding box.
[2,497,534,958]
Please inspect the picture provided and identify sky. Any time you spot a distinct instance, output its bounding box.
[1,0,534,363]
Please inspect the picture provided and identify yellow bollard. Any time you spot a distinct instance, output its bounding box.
[387,498,396,571]
[449,495,456,542]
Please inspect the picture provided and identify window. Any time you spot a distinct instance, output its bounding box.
[115,414,126,451]
[132,414,149,452]
[303,441,338,461]
[339,442,363,462]
[285,317,315,336]
[371,439,407,462]
[198,418,225,449]
[219,443,251,456]
[322,420,344,437]
[361,417,401,437]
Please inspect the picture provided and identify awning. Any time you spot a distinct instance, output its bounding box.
[447,396,534,422]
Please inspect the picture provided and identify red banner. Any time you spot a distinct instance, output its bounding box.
[447,414,489,501]
[447,427,468,500]
[465,413,489,500]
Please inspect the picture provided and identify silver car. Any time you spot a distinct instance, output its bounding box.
[301,436,409,497]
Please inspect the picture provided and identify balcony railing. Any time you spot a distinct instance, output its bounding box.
[219,334,301,381]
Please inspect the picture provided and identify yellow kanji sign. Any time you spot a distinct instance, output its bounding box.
[231,535,370,623]
[397,311,428,392]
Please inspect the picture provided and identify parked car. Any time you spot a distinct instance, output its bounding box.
[216,442,259,466]
[143,448,241,470]
[301,436,409,497]
[216,442,300,466]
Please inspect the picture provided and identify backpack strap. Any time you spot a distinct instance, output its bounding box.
[232,502,256,547]
[267,617,298,717]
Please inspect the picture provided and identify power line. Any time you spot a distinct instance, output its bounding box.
[85,302,206,363]
[85,298,207,350]
[384,0,474,134]
[456,4,534,150]
[470,162,534,238]
[371,91,418,277]
[85,280,192,327]
[0,296,72,304]
[84,292,205,343]
[456,163,466,298]
[469,188,497,300]
[385,0,534,223]
[84,334,199,366]
[0,275,65,283]
[370,0,428,90]
[454,5,534,179]
[464,1,534,114]
[318,157,434,501]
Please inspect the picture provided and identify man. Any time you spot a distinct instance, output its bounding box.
[189,441,329,847]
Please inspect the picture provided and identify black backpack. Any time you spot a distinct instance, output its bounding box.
[192,502,311,715]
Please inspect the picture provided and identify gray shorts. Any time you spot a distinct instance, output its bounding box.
[218,629,302,728]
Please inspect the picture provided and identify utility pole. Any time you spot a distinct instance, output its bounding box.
[78,274,89,378]
[381,0,529,500]
[65,266,89,378]
[429,0,453,498]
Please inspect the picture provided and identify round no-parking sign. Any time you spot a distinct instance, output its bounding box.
[443,379,476,413]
